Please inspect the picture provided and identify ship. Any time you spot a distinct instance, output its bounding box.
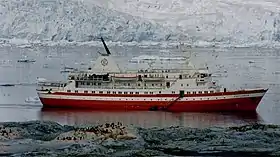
[36,37,268,112]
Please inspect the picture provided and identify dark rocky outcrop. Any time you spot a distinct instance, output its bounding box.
[1,120,74,141]
[1,121,280,157]
[137,124,280,156]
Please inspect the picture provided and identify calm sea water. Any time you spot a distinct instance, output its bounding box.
[0,45,279,128]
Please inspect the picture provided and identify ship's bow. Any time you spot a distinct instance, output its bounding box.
[244,88,268,111]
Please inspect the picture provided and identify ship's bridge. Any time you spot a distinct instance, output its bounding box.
[197,69,211,77]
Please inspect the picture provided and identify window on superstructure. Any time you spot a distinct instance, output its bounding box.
[124,92,128,94]
[118,92,122,94]
[128,83,130,86]
[160,84,162,86]
[204,91,208,94]
[198,91,202,94]
[113,91,116,94]
[187,84,189,86]
[152,84,154,86]
[98,83,101,86]
[92,91,95,93]
[172,91,175,94]
[166,75,168,78]
[150,92,153,94]
[181,84,183,87]
[84,91,88,93]
[107,91,110,94]
[159,91,161,94]
[130,92,133,94]
[138,84,141,86]
[99,91,103,94]
[86,82,90,85]
[144,92,148,94]
[187,92,191,94]
[67,90,71,92]
[136,92,139,94]
[81,82,84,85]
[75,90,78,93]
[166,82,170,88]
[193,91,196,94]
[210,91,214,93]
[179,75,182,79]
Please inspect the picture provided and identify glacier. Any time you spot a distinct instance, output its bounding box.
[0,0,185,43]
[92,0,280,45]
[0,0,280,47]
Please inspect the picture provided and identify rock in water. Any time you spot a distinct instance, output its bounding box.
[0,120,74,141]
[54,123,137,142]
[0,125,21,140]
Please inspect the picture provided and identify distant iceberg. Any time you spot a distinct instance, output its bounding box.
[25,96,40,104]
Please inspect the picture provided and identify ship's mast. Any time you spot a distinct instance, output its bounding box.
[90,37,121,73]
[100,37,111,56]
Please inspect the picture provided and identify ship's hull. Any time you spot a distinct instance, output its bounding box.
[38,89,267,112]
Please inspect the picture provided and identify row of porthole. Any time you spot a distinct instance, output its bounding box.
[68,90,141,95]
[66,90,215,95]
[64,96,233,101]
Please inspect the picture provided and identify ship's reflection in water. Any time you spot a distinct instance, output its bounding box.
[40,108,263,128]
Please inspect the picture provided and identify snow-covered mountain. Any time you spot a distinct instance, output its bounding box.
[0,0,280,46]
[0,0,185,43]
[91,0,280,45]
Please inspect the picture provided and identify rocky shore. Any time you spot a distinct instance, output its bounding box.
[1,121,280,157]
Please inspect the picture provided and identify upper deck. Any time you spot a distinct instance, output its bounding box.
[36,37,221,93]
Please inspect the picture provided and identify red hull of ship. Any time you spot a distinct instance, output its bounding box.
[39,95,264,112]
